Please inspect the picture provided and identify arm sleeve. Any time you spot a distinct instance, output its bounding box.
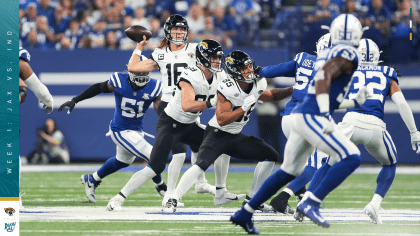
[73,81,112,103]
[391,91,417,133]
[259,60,297,78]
[24,73,53,107]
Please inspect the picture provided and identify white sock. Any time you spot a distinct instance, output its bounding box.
[283,187,294,196]
[309,192,322,203]
[248,161,275,198]
[371,194,383,209]
[167,153,185,193]
[120,166,157,197]
[244,203,255,213]
[173,165,204,200]
[92,172,102,182]
[191,151,207,184]
[214,154,230,188]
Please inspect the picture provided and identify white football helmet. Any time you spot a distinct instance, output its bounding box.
[358,38,381,66]
[316,33,331,55]
[330,14,363,47]
[129,55,150,87]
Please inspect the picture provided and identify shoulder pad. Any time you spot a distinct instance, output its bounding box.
[382,66,399,84]
[109,72,123,88]
[19,47,31,62]
[218,76,239,99]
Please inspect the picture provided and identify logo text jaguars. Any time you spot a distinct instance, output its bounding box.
[4,208,15,217]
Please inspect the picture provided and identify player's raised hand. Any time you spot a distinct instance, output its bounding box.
[410,131,420,154]
[242,95,256,112]
[58,99,76,114]
[41,97,54,114]
[138,35,150,47]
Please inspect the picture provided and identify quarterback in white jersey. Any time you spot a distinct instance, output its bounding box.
[107,40,238,210]
[127,14,217,200]
[163,50,294,213]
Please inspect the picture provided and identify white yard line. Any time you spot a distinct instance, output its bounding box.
[20,207,420,222]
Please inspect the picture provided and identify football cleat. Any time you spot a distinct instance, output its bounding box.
[242,195,274,213]
[162,198,177,213]
[195,181,216,196]
[162,195,184,208]
[269,194,295,215]
[296,197,330,228]
[363,203,383,224]
[230,206,260,235]
[81,174,101,203]
[214,189,246,206]
[155,182,167,197]
[107,194,125,211]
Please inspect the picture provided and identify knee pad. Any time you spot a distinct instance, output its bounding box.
[195,159,211,171]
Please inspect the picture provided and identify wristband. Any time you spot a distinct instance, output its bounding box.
[133,49,142,57]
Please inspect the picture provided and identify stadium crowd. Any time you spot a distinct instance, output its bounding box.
[19,0,419,57]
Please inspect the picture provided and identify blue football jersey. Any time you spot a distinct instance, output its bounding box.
[109,72,162,132]
[346,65,398,120]
[19,47,30,62]
[282,52,317,116]
[293,44,360,116]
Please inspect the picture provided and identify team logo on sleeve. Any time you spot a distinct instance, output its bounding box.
[188,53,194,58]
[158,54,164,60]
[4,208,15,216]
[142,93,150,100]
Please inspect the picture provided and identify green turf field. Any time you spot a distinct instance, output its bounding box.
[20,171,420,235]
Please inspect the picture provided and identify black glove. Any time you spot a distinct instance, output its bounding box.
[254,66,262,76]
[58,99,76,114]
[390,66,401,77]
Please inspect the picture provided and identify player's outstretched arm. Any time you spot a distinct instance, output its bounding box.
[58,81,113,114]
[127,36,159,73]
[390,80,420,153]
[19,78,27,104]
[152,94,162,114]
[179,81,212,112]
[216,93,255,126]
[258,86,293,102]
[256,60,297,78]
[20,59,54,113]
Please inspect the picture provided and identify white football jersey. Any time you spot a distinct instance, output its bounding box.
[165,65,227,124]
[209,76,267,134]
[151,43,198,102]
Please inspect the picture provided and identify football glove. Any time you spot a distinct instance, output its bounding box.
[41,97,54,114]
[353,86,372,107]
[254,66,262,76]
[58,99,76,114]
[319,112,335,135]
[410,131,420,154]
[242,95,256,112]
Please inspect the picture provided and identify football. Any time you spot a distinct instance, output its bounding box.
[124,25,152,43]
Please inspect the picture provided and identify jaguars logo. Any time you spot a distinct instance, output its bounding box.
[4,208,15,216]
[199,41,208,49]
[188,53,194,58]
[225,57,234,63]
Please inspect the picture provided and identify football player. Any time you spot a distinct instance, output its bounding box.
[19,47,54,212]
[231,14,371,233]
[313,38,420,224]
[58,55,167,203]
[107,39,238,211]
[162,50,294,213]
[127,14,227,202]
[254,34,332,215]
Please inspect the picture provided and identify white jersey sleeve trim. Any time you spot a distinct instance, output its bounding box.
[110,73,117,87]
[297,52,304,64]
[383,66,389,75]
[388,67,394,77]
[151,80,161,97]
[114,72,122,88]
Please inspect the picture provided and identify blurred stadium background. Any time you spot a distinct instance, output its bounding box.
[19,0,420,165]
